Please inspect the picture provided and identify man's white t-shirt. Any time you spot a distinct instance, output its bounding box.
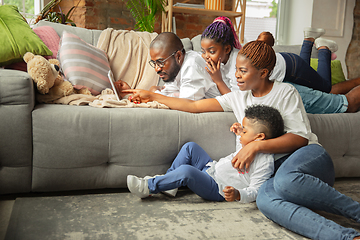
[156,50,221,100]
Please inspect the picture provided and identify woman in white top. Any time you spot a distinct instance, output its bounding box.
[124,40,360,240]
[201,18,337,96]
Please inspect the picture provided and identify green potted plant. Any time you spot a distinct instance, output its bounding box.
[124,0,165,32]
[35,0,77,26]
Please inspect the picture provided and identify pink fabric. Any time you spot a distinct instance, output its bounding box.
[4,26,60,72]
[33,26,60,59]
[213,16,242,50]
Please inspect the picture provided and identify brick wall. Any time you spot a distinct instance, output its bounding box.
[345,0,360,79]
[58,0,234,38]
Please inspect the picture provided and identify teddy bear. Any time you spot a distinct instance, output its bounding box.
[23,52,91,101]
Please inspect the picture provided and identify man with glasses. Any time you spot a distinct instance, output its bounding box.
[148,32,221,100]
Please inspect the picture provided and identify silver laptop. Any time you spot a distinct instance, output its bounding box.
[108,70,121,101]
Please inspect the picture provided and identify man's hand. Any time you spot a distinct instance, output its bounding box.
[149,86,164,93]
[230,122,242,135]
[231,141,259,173]
[223,186,240,202]
[122,89,153,104]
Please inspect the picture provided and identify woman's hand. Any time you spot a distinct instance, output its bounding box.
[231,141,259,173]
[223,186,240,202]
[205,58,223,84]
[230,122,242,135]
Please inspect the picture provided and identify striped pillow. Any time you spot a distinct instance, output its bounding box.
[58,31,111,95]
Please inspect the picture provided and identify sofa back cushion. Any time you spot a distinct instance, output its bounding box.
[33,20,103,46]
[58,31,111,95]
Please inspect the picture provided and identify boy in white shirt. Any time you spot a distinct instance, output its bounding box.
[127,104,284,203]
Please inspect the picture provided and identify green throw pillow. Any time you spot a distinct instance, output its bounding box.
[310,58,346,85]
[0,5,52,67]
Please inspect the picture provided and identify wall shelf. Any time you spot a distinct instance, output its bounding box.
[161,0,246,43]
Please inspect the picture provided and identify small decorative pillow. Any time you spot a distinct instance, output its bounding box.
[58,31,111,95]
[310,58,346,85]
[0,5,52,67]
[33,26,61,59]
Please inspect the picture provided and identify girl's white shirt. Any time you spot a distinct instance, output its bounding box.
[270,53,287,82]
[220,48,240,91]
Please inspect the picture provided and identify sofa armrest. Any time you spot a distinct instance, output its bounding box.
[0,69,34,194]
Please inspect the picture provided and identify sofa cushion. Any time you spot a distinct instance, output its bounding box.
[31,106,237,192]
[0,5,52,67]
[4,26,61,72]
[310,58,346,85]
[33,20,103,46]
[58,31,111,95]
[181,38,193,52]
[33,26,61,59]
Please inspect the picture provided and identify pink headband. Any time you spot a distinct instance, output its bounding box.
[213,17,242,49]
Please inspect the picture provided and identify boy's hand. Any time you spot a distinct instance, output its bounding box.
[223,186,240,202]
[230,122,242,135]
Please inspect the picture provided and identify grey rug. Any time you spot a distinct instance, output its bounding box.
[5,179,360,240]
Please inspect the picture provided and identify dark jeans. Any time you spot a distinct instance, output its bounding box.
[282,40,332,93]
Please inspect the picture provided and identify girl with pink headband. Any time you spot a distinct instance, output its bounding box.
[201,16,242,94]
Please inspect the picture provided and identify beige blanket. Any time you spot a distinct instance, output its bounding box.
[50,89,169,109]
[97,28,159,90]
[39,28,159,104]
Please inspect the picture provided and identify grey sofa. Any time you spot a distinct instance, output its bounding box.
[1,21,360,195]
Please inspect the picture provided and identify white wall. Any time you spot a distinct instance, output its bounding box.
[278,0,314,45]
[278,0,355,79]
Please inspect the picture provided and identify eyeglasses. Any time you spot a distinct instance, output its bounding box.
[149,49,182,68]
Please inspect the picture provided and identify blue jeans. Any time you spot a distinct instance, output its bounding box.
[147,142,225,201]
[290,83,348,114]
[257,144,360,240]
[282,40,332,93]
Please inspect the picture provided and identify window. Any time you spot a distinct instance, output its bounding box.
[1,0,43,24]
[240,0,279,43]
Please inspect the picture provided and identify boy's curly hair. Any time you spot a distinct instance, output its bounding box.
[245,105,284,139]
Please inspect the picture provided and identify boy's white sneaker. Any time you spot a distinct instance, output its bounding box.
[144,175,178,197]
[127,175,151,198]
[304,27,325,39]
[315,38,338,52]
[162,188,178,197]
